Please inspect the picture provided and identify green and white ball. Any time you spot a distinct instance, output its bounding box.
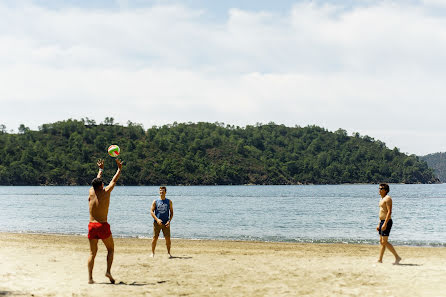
[107,145,120,157]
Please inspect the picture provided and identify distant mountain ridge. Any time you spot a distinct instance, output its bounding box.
[420,152,446,183]
[0,119,439,185]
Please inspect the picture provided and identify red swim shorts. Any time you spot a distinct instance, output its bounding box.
[88,222,112,240]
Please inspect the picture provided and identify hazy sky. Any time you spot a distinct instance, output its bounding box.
[1,0,446,155]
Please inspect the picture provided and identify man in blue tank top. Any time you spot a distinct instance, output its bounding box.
[150,186,174,258]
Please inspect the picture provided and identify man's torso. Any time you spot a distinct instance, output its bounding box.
[89,187,110,222]
[379,195,392,220]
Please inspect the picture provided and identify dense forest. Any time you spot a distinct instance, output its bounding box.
[420,152,446,183]
[0,119,439,185]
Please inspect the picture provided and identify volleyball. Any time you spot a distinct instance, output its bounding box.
[107,145,120,157]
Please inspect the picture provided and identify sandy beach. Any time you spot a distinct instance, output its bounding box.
[0,233,445,297]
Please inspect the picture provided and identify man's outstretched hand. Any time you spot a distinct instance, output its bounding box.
[97,159,104,169]
[115,159,123,170]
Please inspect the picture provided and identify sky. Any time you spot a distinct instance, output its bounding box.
[1,0,446,155]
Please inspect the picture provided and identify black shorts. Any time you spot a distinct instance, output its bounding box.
[378,219,393,236]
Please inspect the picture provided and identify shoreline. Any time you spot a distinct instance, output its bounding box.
[2,231,445,248]
[1,232,446,296]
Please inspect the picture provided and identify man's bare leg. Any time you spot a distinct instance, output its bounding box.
[385,241,402,264]
[165,236,172,258]
[378,236,386,263]
[378,236,401,264]
[88,239,98,284]
[102,236,115,284]
[151,236,158,258]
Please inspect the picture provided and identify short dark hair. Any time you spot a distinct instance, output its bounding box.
[92,178,104,190]
[379,183,390,194]
[160,186,167,192]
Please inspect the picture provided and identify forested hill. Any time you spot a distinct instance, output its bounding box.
[420,153,446,183]
[0,119,439,185]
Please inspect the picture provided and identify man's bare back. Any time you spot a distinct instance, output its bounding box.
[89,188,111,223]
[88,159,122,222]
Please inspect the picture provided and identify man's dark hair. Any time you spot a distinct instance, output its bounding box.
[379,183,390,194]
[160,186,167,192]
[92,178,104,190]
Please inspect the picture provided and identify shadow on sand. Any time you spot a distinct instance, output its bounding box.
[169,256,192,259]
[100,280,169,286]
[0,291,27,296]
[395,263,422,267]
[99,281,150,286]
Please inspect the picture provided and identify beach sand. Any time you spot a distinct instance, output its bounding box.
[0,233,445,297]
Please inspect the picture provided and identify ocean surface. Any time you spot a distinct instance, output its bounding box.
[1,184,445,246]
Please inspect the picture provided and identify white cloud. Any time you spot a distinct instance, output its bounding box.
[422,0,446,8]
[1,1,446,154]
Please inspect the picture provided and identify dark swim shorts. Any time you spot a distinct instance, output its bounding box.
[378,219,393,236]
[153,222,171,238]
[88,222,112,240]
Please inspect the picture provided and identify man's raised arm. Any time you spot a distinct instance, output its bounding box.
[96,159,104,178]
[105,159,123,192]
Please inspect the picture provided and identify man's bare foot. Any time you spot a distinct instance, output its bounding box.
[393,256,402,265]
[150,253,155,258]
[377,260,383,263]
[88,279,95,284]
[105,273,115,284]
[168,254,173,258]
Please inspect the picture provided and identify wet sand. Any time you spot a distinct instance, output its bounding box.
[0,232,445,296]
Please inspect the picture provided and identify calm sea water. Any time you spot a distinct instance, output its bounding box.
[1,184,445,246]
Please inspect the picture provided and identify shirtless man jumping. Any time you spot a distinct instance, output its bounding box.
[87,158,123,284]
[377,183,401,264]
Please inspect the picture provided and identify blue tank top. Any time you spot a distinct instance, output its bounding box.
[154,198,170,224]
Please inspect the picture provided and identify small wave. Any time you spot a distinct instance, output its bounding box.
[2,230,445,247]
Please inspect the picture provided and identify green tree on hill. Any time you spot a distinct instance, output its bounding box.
[0,119,439,185]
[420,152,446,183]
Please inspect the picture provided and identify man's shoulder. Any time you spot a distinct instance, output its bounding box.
[95,190,110,199]
[89,188,96,198]
[385,195,392,201]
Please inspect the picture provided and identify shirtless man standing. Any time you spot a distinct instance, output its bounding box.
[87,158,123,284]
[377,183,401,264]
